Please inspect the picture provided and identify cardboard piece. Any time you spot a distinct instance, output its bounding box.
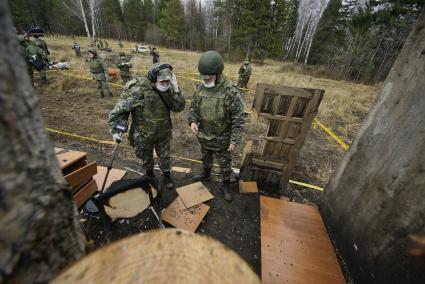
[260,196,345,284]
[176,182,214,208]
[104,187,157,221]
[93,166,127,192]
[56,150,87,170]
[239,181,259,193]
[172,166,192,174]
[161,196,209,232]
[73,179,98,208]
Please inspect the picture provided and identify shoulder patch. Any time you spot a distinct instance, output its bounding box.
[124,78,138,89]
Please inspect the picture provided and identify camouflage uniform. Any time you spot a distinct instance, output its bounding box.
[34,37,50,55]
[108,75,185,174]
[188,75,245,181]
[72,42,81,57]
[27,41,49,81]
[89,48,111,97]
[237,60,252,89]
[116,52,132,84]
[151,48,160,64]
[17,36,34,85]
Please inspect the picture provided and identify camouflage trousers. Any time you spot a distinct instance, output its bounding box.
[200,145,232,181]
[96,80,111,97]
[120,74,131,84]
[38,67,47,81]
[134,138,171,172]
[237,77,249,89]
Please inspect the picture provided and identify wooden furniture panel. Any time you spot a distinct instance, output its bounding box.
[260,196,345,284]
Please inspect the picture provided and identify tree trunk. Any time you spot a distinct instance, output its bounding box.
[0,1,85,283]
[90,0,96,40]
[321,10,425,284]
[79,0,92,41]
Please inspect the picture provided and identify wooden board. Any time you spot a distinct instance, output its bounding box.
[64,161,97,189]
[176,182,214,208]
[73,179,98,208]
[162,196,209,232]
[93,166,127,192]
[172,166,192,173]
[239,181,259,193]
[260,196,345,284]
[56,150,87,170]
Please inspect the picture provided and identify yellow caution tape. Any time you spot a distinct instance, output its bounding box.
[46,127,324,191]
[313,118,350,151]
[58,71,124,88]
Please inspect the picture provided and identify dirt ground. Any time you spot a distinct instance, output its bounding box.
[35,36,378,281]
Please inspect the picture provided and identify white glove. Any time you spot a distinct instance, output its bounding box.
[112,133,122,143]
[170,74,179,92]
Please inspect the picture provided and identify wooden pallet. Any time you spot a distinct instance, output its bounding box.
[260,196,345,284]
[55,148,98,207]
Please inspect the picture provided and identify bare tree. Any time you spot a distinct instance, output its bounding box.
[62,0,92,40]
[88,0,104,40]
[0,1,85,283]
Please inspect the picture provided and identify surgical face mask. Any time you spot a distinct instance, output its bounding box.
[120,56,125,60]
[155,82,170,92]
[203,81,215,88]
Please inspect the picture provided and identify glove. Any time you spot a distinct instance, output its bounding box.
[170,74,179,92]
[112,133,122,143]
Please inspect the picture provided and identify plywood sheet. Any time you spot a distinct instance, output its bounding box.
[162,196,209,232]
[260,196,345,284]
[73,179,98,208]
[93,166,127,192]
[65,161,98,189]
[239,181,259,193]
[172,166,192,173]
[56,150,87,169]
[104,187,157,221]
[176,182,214,208]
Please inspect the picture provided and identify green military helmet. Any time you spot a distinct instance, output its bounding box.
[198,51,224,75]
[119,52,126,57]
[88,47,98,56]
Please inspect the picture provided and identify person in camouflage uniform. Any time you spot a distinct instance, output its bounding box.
[17,35,34,86]
[116,52,132,84]
[72,41,81,57]
[237,58,252,89]
[27,40,50,82]
[188,51,245,202]
[108,63,185,189]
[88,48,112,98]
[33,34,50,56]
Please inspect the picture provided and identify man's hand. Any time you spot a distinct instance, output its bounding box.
[112,133,122,143]
[227,143,236,152]
[170,74,179,92]
[190,122,199,134]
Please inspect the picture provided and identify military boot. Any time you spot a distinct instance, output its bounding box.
[223,180,232,202]
[100,91,105,98]
[192,168,211,182]
[108,92,113,97]
[146,169,155,178]
[163,171,174,190]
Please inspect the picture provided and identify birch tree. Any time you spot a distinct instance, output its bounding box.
[61,0,92,40]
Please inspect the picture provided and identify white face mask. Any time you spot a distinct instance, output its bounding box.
[203,81,215,88]
[155,82,170,92]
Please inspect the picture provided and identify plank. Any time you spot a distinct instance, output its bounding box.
[93,166,127,192]
[161,196,209,232]
[176,182,214,208]
[56,150,87,170]
[260,196,345,284]
[73,179,98,208]
[64,161,98,189]
[172,166,192,174]
[239,181,259,193]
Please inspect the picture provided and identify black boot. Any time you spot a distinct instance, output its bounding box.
[163,171,174,190]
[223,180,232,202]
[100,91,105,98]
[192,168,211,182]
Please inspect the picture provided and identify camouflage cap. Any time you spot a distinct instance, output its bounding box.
[157,68,172,81]
[198,51,224,75]
[119,52,126,56]
[88,48,97,56]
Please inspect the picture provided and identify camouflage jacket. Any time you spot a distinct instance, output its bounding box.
[238,64,252,79]
[90,58,108,81]
[34,38,50,55]
[27,43,48,70]
[108,76,185,145]
[188,75,245,150]
[116,59,132,75]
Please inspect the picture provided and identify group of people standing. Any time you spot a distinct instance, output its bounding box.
[108,51,245,202]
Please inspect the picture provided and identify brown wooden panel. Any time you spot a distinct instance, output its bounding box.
[260,196,345,284]
[56,150,87,170]
[73,179,98,208]
[239,181,259,193]
[64,161,97,189]
[162,197,209,232]
[93,166,127,192]
[176,182,214,208]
